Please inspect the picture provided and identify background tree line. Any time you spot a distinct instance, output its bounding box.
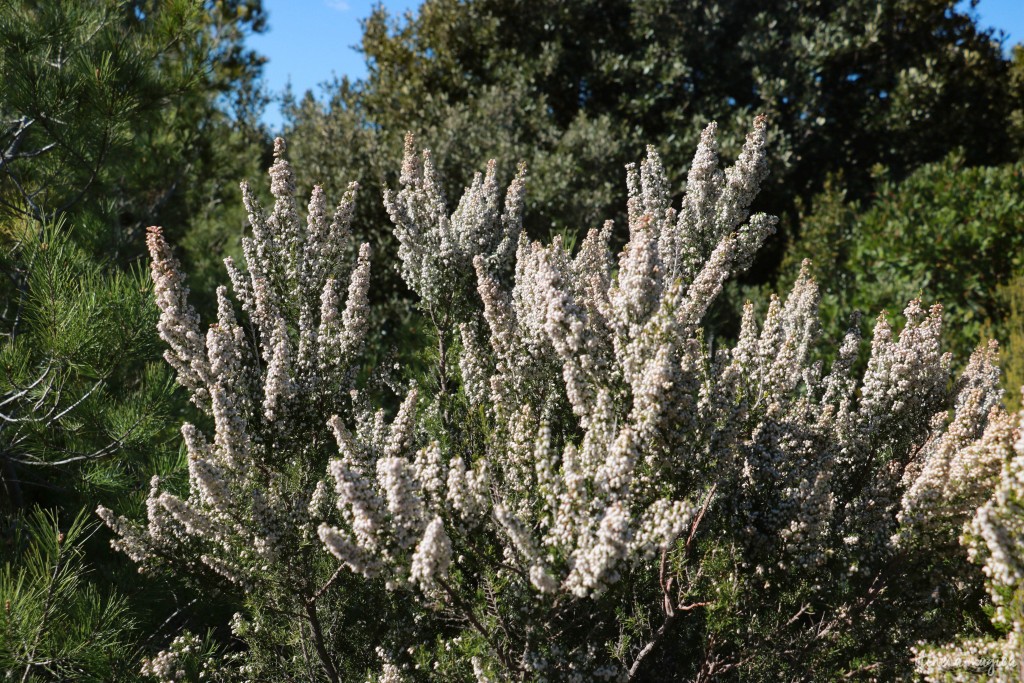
[3,0,1024,679]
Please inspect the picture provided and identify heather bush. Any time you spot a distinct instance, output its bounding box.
[98,138,390,681]
[914,395,1024,682]
[102,121,1007,681]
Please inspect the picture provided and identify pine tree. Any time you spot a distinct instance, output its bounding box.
[1,508,135,681]
[0,0,269,268]
[0,220,176,514]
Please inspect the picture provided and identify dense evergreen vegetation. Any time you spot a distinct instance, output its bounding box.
[3,1,1024,680]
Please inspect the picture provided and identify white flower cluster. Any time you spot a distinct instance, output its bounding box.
[317,123,776,605]
[98,138,371,597]
[105,122,1010,681]
[915,388,1024,682]
[318,388,455,589]
[896,341,1006,548]
[139,631,240,683]
[690,267,1005,578]
[384,131,526,315]
[316,119,1006,679]
[916,637,1022,683]
[140,632,201,682]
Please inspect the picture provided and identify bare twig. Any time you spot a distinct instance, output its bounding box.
[309,564,346,605]
[303,600,339,683]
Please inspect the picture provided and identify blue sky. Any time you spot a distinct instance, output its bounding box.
[970,0,1024,47]
[250,0,1024,132]
[249,0,419,130]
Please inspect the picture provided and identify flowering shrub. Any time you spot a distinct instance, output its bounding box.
[915,398,1024,682]
[97,139,382,681]
[102,122,1007,681]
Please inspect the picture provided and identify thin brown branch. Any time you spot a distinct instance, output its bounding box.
[303,600,339,683]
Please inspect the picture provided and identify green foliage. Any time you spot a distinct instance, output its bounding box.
[286,0,1013,247]
[0,0,190,223]
[783,154,1024,366]
[1007,44,1024,156]
[0,507,135,681]
[0,220,178,512]
[0,2,275,676]
[0,0,269,275]
[0,218,227,681]
[992,275,1024,412]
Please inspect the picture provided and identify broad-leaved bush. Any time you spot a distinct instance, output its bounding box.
[783,155,1024,365]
